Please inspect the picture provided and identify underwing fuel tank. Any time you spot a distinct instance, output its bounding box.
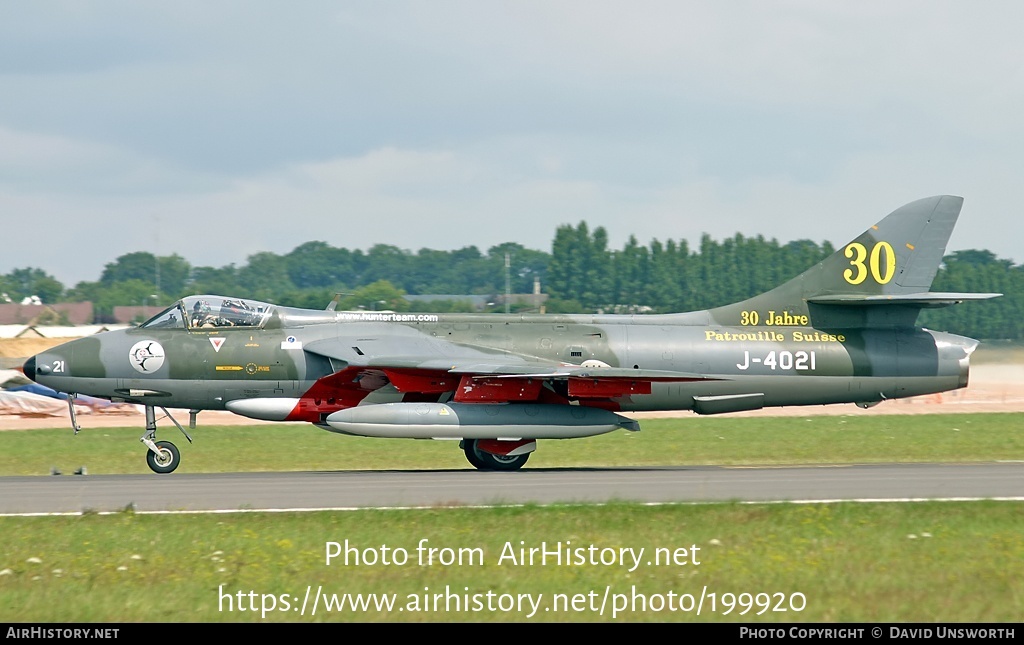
[324,402,640,439]
[226,398,301,421]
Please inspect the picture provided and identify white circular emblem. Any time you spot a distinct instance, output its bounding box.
[129,340,166,374]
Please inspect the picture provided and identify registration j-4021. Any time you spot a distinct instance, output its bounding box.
[737,350,816,371]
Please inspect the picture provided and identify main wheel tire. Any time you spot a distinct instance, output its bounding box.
[463,439,529,471]
[462,440,488,469]
[146,440,180,474]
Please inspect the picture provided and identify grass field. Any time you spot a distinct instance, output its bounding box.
[1,413,1023,476]
[0,501,1021,622]
[1,412,1021,623]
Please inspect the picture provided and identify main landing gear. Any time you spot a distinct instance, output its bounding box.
[139,405,194,474]
[461,439,533,471]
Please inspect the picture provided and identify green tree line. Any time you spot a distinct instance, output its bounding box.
[1,225,1021,340]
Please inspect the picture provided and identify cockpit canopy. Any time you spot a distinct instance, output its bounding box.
[141,296,274,330]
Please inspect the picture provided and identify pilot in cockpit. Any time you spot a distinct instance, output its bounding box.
[191,299,213,328]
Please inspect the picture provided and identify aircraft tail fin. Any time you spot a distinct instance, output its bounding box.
[811,194,959,293]
[709,196,1000,328]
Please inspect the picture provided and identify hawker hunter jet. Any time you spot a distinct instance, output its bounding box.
[24,196,999,473]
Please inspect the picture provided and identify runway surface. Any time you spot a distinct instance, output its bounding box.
[1,462,1022,514]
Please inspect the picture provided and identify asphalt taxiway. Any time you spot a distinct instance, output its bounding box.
[1,463,1022,514]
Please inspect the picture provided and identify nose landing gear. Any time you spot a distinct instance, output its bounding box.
[140,405,193,474]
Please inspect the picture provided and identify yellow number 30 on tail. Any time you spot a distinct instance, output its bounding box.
[843,241,896,285]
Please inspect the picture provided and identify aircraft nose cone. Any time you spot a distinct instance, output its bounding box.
[23,356,36,382]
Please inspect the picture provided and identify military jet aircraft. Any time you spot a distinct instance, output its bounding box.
[23,195,999,473]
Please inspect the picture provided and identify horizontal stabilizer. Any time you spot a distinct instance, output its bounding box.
[808,292,1002,308]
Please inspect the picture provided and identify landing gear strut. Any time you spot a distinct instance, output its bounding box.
[461,439,531,471]
[140,405,193,474]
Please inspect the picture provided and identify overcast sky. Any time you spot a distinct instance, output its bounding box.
[2,2,1022,287]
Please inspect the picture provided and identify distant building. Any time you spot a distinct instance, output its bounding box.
[112,305,165,325]
[0,302,94,325]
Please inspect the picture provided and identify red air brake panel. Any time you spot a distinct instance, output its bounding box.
[454,375,543,402]
[383,369,455,394]
[568,378,652,399]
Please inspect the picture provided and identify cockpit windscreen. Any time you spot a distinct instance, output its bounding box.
[141,296,274,330]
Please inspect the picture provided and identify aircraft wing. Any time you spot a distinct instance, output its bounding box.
[460,365,713,381]
[303,337,718,405]
[395,359,718,404]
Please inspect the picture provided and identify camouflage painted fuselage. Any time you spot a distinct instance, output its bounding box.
[27,298,975,421]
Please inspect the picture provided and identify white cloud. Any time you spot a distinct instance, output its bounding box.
[6,139,1012,288]
[1,2,1023,287]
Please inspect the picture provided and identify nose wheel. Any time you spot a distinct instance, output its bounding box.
[145,440,180,474]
